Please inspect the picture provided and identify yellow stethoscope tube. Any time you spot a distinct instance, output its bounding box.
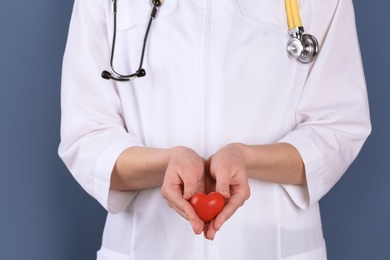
[285,0,302,30]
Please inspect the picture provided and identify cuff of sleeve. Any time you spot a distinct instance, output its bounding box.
[279,131,325,209]
[94,136,144,214]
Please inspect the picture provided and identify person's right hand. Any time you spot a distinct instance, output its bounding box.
[161,146,206,235]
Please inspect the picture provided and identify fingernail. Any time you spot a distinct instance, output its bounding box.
[193,222,203,235]
[215,225,221,231]
[194,229,201,235]
[184,192,193,200]
[214,221,222,231]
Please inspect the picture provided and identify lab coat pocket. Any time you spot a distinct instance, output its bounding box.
[237,0,287,28]
[117,0,178,30]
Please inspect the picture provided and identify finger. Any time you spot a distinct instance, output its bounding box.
[213,188,250,231]
[167,195,205,234]
[183,169,204,200]
[215,171,232,199]
[197,174,206,194]
[204,164,216,194]
[162,182,196,222]
[204,219,217,241]
[168,200,194,222]
[170,203,189,221]
[163,187,192,218]
[203,222,209,238]
[183,202,205,234]
[172,204,204,234]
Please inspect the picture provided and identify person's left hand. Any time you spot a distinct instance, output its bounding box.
[203,143,251,240]
[160,146,206,235]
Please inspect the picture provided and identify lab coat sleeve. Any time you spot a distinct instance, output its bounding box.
[58,0,142,213]
[278,0,371,209]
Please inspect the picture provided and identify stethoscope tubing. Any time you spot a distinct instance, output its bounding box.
[102,0,159,81]
[107,7,137,81]
[102,0,319,82]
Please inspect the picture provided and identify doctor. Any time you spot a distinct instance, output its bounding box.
[59,0,371,259]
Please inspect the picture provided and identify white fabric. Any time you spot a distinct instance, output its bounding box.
[59,0,371,259]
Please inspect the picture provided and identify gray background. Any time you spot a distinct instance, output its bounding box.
[0,0,388,259]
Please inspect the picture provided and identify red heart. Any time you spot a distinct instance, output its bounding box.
[190,192,225,222]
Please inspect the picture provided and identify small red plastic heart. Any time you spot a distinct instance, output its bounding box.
[190,192,225,222]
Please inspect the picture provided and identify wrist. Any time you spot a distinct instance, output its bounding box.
[231,142,257,170]
[167,146,192,161]
[222,142,251,167]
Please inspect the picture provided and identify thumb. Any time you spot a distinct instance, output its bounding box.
[183,180,198,200]
[215,173,231,199]
[183,169,204,200]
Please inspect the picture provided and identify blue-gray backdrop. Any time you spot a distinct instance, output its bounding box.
[0,0,388,259]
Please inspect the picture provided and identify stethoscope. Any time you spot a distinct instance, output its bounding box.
[102,0,319,82]
[101,0,163,81]
[285,0,319,63]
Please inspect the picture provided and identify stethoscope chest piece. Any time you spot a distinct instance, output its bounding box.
[287,31,319,64]
[285,0,319,64]
[287,37,304,59]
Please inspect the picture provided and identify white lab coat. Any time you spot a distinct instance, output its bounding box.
[59,0,371,259]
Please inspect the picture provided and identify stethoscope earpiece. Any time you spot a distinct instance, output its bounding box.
[136,69,146,78]
[101,70,112,80]
[101,69,146,82]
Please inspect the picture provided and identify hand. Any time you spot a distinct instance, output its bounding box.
[204,143,251,240]
[160,146,206,235]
